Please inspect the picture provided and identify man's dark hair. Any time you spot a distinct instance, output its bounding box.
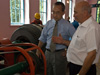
[54,2,65,12]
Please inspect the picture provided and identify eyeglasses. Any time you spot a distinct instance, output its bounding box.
[51,11,61,15]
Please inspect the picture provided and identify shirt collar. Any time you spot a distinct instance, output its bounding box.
[53,18,63,24]
[80,16,94,28]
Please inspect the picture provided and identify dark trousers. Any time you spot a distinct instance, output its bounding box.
[45,50,67,75]
[69,62,96,75]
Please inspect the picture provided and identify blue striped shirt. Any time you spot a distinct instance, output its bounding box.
[39,18,75,50]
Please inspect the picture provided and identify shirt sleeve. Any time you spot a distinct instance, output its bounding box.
[39,23,48,43]
[86,28,99,52]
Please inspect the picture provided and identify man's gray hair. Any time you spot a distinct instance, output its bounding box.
[82,4,91,14]
[79,1,92,14]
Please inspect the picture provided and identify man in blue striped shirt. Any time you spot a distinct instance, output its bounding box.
[36,2,75,75]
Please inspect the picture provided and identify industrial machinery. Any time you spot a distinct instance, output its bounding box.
[11,24,42,45]
[0,24,47,75]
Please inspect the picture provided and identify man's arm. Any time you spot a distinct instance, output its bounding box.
[79,50,96,75]
[52,33,70,46]
[36,40,44,58]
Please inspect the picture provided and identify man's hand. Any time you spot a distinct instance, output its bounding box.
[36,49,42,59]
[36,41,44,59]
[52,33,64,44]
[52,33,70,46]
[79,50,96,75]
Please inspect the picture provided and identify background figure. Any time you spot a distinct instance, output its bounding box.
[72,20,79,29]
[36,2,75,75]
[31,13,43,25]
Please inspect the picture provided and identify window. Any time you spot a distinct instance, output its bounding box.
[57,0,62,1]
[69,0,72,22]
[96,0,100,23]
[10,0,24,25]
[40,0,47,25]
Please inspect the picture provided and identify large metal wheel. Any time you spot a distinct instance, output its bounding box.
[11,24,42,45]
[10,24,46,52]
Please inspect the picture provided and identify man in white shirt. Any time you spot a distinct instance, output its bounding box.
[52,1,100,75]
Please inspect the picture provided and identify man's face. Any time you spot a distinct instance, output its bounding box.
[52,5,64,21]
[74,5,84,23]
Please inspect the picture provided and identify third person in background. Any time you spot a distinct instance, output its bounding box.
[31,13,44,27]
[72,20,79,30]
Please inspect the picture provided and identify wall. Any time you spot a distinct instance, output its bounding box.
[65,1,69,19]
[69,0,98,22]
[74,0,97,20]
[0,0,17,39]
[88,0,97,20]
[0,0,97,39]
[29,0,39,23]
[0,0,39,39]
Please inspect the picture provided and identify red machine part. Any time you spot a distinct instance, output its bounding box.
[16,54,30,75]
[0,43,47,75]
[0,38,14,67]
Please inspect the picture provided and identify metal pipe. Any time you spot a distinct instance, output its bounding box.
[0,51,20,54]
[0,61,28,75]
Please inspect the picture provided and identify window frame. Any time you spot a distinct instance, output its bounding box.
[10,0,25,26]
[57,0,62,2]
[39,0,47,25]
[69,0,72,22]
[96,0,100,23]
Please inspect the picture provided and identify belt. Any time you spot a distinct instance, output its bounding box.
[46,48,65,52]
